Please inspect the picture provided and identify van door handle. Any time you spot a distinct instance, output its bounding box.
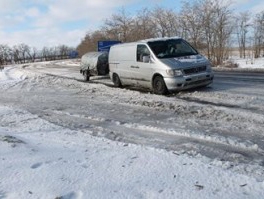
[131,66,139,69]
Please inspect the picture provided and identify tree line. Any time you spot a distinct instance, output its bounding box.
[1,0,263,67]
[0,43,76,66]
[77,0,264,66]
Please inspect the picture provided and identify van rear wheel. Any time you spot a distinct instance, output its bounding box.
[153,76,168,95]
[113,73,122,87]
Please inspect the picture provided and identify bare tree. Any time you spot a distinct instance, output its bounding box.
[41,47,49,61]
[12,45,22,64]
[102,7,134,42]
[19,43,31,63]
[29,47,38,62]
[194,0,233,65]
[200,0,216,61]
[1,43,74,64]
[163,8,179,37]
[179,0,233,65]
[253,11,264,58]
[58,45,69,59]
[132,8,156,40]
[76,31,109,56]
[0,44,12,65]
[76,34,92,56]
[50,47,59,60]
[236,11,251,58]
[21,46,38,62]
[214,1,233,64]
[151,6,177,37]
[40,46,58,61]
[180,1,204,49]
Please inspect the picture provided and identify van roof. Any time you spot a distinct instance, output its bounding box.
[139,36,182,43]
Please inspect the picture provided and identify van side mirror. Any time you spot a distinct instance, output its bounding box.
[143,55,150,63]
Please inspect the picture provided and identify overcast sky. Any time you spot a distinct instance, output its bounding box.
[0,0,263,50]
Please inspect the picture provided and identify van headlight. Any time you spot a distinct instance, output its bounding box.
[166,69,183,77]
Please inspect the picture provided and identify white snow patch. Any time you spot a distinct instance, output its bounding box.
[1,106,264,199]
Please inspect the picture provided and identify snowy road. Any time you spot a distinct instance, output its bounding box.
[1,61,264,180]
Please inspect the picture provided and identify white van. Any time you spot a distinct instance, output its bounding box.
[109,37,214,94]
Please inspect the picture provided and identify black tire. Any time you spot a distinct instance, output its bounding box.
[83,70,90,81]
[153,76,168,95]
[112,73,122,87]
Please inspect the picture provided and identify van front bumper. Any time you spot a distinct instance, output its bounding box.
[164,73,214,92]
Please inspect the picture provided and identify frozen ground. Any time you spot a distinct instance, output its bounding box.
[0,59,264,199]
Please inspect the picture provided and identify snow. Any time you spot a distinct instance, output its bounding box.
[216,55,264,71]
[235,57,264,69]
[1,59,264,199]
[1,107,263,199]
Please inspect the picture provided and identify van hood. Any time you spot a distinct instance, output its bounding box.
[158,54,208,69]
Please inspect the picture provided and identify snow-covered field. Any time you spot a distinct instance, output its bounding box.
[0,59,264,199]
[235,57,264,69]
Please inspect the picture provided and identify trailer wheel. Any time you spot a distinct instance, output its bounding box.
[153,76,168,95]
[113,73,122,87]
[83,70,90,81]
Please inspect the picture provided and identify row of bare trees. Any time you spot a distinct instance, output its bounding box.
[0,43,76,66]
[77,0,264,65]
[1,0,263,66]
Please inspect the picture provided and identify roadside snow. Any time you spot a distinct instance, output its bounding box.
[0,106,263,199]
[236,57,264,69]
[215,57,264,71]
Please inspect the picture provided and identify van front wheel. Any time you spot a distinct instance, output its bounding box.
[153,76,168,95]
[113,73,122,87]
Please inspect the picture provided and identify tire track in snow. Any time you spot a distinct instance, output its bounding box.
[0,67,28,89]
[51,110,261,151]
[174,95,264,115]
[35,109,264,167]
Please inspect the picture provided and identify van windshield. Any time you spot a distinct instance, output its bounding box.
[147,39,198,59]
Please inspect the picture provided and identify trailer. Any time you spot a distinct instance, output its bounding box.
[80,51,109,81]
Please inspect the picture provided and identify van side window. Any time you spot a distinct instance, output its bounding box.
[137,45,150,62]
